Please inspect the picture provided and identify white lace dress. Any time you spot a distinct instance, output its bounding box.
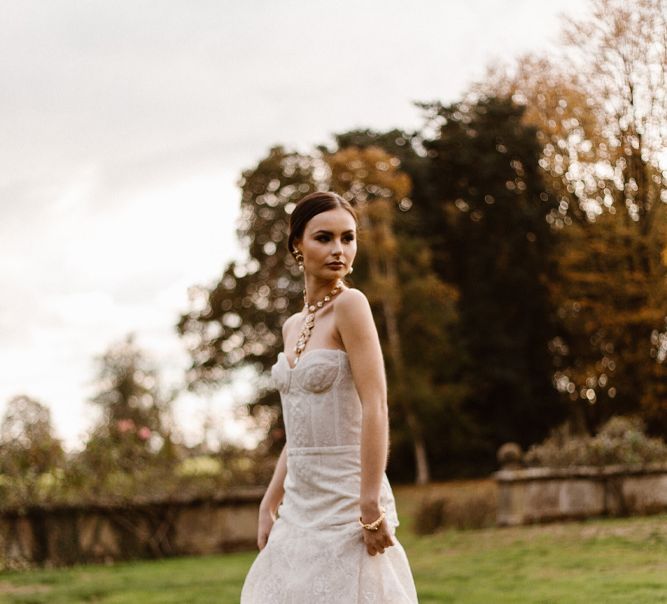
[240,348,419,603]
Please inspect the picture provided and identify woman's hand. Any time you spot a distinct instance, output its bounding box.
[360,506,395,556]
[257,505,277,551]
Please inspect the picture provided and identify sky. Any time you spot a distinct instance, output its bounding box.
[0,0,590,451]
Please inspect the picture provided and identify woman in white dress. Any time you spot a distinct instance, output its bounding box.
[240,191,419,603]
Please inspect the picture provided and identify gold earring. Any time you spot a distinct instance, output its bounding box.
[294,249,304,272]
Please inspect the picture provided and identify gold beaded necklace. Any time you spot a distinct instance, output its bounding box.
[293,279,344,366]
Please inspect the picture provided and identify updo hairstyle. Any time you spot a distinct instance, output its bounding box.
[287,191,358,261]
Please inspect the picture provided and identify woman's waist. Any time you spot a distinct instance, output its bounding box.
[284,452,396,505]
[279,470,399,529]
[287,443,360,456]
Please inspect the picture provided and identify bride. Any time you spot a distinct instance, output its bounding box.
[240,191,419,602]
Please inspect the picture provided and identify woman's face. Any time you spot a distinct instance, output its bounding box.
[295,207,357,281]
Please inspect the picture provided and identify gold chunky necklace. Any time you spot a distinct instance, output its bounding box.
[293,279,344,366]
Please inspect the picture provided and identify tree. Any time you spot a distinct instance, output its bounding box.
[177,146,323,454]
[327,144,432,484]
[0,394,64,505]
[549,210,667,432]
[325,129,471,480]
[79,333,178,478]
[477,0,667,433]
[559,0,667,430]
[0,395,64,477]
[417,96,567,465]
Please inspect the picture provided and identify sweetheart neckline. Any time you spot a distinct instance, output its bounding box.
[277,348,348,371]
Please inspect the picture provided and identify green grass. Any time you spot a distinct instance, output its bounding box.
[0,553,252,603]
[404,512,667,603]
[1,480,667,603]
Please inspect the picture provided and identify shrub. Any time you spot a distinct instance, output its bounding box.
[176,456,223,477]
[524,415,667,468]
[414,492,496,534]
[414,497,446,535]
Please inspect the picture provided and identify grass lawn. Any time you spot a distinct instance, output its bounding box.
[1,480,666,603]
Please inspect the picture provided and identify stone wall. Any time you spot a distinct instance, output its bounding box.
[494,462,667,526]
[0,488,264,568]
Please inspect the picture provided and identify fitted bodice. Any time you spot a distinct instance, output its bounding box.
[271,348,362,450]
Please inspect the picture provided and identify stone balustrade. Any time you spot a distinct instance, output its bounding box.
[494,462,667,526]
[0,488,264,568]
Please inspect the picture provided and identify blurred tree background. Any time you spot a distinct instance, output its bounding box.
[478,0,667,435]
[177,0,667,483]
[3,0,667,503]
[0,395,65,503]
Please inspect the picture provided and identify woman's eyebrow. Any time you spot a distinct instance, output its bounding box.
[313,229,355,235]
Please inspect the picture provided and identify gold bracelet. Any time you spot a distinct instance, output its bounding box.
[358,506,386,531]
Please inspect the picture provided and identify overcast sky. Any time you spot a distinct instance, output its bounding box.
[0,0,589,451]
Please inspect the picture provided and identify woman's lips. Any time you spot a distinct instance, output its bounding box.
[327,263,344,268]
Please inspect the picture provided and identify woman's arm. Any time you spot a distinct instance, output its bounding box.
[334,289,389,522]
[256,442,287,550]
[257,316,297,549]
[260,314,296,516]
[259,441,288,516]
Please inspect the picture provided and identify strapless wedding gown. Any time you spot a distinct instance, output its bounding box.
[240,348,419,603]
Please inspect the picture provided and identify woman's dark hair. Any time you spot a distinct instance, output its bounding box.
[287,191,358,260]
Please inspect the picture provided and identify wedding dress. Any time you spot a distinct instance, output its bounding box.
[240,348,419,603]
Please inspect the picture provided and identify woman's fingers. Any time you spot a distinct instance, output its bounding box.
[257,527,271,550]
[361,517,395,554]
[365,530,394,555]
[257,509,275,551]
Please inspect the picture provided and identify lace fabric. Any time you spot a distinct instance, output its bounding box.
[240,349,419,603]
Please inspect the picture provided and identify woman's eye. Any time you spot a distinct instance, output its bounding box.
[315,235,354,242]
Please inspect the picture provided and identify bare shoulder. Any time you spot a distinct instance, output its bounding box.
[334,287,377,341]
[334,287,371,317]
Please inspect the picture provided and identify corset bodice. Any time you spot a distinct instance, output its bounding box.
[270,348,362,450]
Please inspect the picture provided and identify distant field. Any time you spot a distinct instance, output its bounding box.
[1,480,666,603]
